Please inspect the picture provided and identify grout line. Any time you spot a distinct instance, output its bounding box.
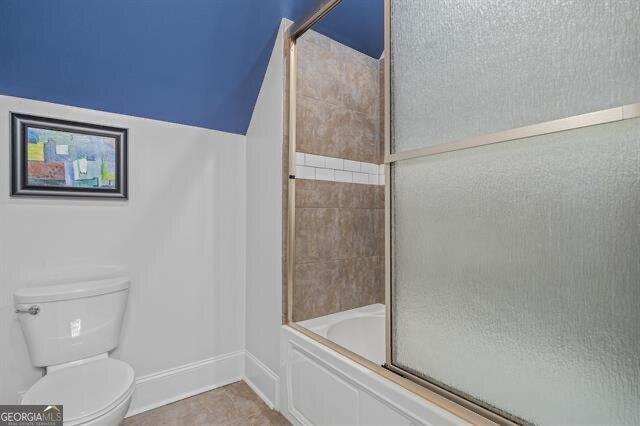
[294,255,384,266]
[294,207,383,210]
[297,92,379,119]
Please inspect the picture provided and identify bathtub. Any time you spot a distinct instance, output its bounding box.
[299,303,385,365]
[281,306,466,425]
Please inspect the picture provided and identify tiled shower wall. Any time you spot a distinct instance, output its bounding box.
[294,181,384,321]
[296,29,383,163]
[293,29,384,321]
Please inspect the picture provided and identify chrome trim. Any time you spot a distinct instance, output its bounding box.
[289,0,344,39]
[16,305,40,315]
[387,103,640,163]
[383,0,392,368]
[385,364,522,425]
[286,31,297,323]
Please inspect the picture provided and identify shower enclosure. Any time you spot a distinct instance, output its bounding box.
[286,0,640,424]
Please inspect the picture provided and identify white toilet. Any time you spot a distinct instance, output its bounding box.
[15,277,135,426]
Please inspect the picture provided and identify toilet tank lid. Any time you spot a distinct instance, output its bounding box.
[15,277,129,304]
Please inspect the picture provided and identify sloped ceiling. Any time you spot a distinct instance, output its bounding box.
[0,0,383,135]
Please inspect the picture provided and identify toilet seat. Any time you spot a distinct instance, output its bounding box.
[22,358,135,425]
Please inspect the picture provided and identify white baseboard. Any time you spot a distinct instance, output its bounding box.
[126,350,244,417]
[125,350,282,418]
[243,351,280,410]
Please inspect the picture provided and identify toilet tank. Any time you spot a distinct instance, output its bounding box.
[14,277,129,367]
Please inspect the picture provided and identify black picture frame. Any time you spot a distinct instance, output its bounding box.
[11,113,128,199]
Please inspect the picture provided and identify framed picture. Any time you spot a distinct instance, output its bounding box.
[11,113,128,199]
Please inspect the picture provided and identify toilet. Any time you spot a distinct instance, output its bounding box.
[15,277,135,426]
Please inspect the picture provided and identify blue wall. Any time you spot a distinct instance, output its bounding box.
[309,0,384,59]
[0,0,383,135]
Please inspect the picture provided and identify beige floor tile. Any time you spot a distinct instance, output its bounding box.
[123,381,290,426]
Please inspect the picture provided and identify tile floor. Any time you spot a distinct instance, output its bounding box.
[124,381,290,426]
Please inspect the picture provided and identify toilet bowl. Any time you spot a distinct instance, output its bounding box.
[22,356,134,426]
[15,277,135,425]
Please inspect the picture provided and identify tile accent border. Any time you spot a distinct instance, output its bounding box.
[295,152,385,185]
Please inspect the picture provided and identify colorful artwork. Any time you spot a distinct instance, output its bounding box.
[25,127,117,189]
[11,113,128,198]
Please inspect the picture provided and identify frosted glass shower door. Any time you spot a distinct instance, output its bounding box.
[390,0,640,153]
[389,1,640,424]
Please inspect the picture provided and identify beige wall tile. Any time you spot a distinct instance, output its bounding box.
[339,257,381,312]
[374,208,385,257]
[336,51,379,117]
[297,179,378,209]
[295,208,338,264]
[335,209,376,259]
[291,29,385,322]
[374,255,385,304]
[374,185,384,208]
[294,260,341,321]
[293,183,385,320]
[297,28,333,51]
[296,179,341,208]
[293,174,386,319]
[296,28,382,165]
[337,182,377,209]
[298,28,379,118]
[297,95,378,163]
[297,37,340,105]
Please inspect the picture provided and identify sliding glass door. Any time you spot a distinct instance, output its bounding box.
[388,1,640,424]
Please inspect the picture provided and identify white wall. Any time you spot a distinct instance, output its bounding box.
[244,19,287,408]
[0,95,247,411]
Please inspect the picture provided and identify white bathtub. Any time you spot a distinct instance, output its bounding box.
[299,303,385,365]
[281,310,466,426]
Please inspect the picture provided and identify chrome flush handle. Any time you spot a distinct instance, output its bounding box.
[16,305,40,315]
